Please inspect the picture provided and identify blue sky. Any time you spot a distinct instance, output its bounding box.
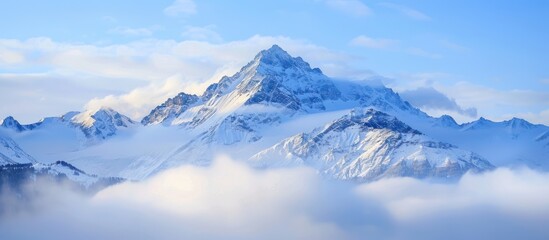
[1,0,548,124]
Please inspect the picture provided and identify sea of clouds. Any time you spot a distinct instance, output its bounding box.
[1,156,549,240]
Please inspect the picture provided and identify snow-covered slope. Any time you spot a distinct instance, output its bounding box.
[0,131,36,165]
[0,108,137,163]
[141,93,201,125]
[250,109,493,181]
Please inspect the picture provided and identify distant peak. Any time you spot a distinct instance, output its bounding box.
[80,107,119,117]
[247,44,319,74]
[61,111,81,121]
[505,117,534,128]
[255,44,293,61]
[508,117,528,123]
[438,115,458,126]
[477,117,491,122]
[334,108,421,134]
[72,106,134,128]
[1,116,25,131]
[1,116,19,126]
[94,107,116,113]
[2,116,17,123]
[265,44,285,54]
[349,108,381,118]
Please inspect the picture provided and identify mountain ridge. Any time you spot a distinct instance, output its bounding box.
[0,45,547,183]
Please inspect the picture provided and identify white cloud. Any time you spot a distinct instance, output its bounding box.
[164,0,196,16]
[324,0,372,17]
[385,72,549,124]
[356,167,549,239]
[0,36,363,122]
[0,47,25,64]
[85,76,189,120]
[1,157,549,240]
[0,72,120,124]
[181,25,223,43]
[350,35,398,49]
[2,35,543,126]
[436,82,549,124]
[380,2,431,21]
[399,87,478,118]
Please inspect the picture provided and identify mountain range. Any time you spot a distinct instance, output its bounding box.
[1,45,547,187]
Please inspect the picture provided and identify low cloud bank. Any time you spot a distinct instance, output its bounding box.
[1,157,548,240]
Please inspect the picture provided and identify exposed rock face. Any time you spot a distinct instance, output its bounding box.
[250,109,494,182]
[141,93,200,125]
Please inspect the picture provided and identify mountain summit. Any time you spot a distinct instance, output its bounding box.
[143,45,418,127]
[72,108,136,139]
[250,108,494,181]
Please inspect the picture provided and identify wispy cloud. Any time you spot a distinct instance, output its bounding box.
[85,76,189,120]
[380,2,431,21]
[407,47,442,59]
[324,0,372,17]
[100,16,117,23]
[164,0,196,16]
[389,71,549,124]
[0,36,360,121]
[400,87,478,118]
[440,40,469,52]
[109,26,160,37]
[350,35,398,49]
[350,36,443,60]
[181,25,223,43]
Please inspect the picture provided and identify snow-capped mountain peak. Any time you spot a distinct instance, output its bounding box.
[1,116,25,131]
[252,44,322,74]
[141,92,200,125]
[504,117,535,129]
[341,108,422,134]
[71,107,136,139]
[72,107,128,127]
[250,108,494,181]
[231,45,341,111]
[435,115,459,128]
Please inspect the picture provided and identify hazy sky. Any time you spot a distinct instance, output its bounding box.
[1,0,548,124]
